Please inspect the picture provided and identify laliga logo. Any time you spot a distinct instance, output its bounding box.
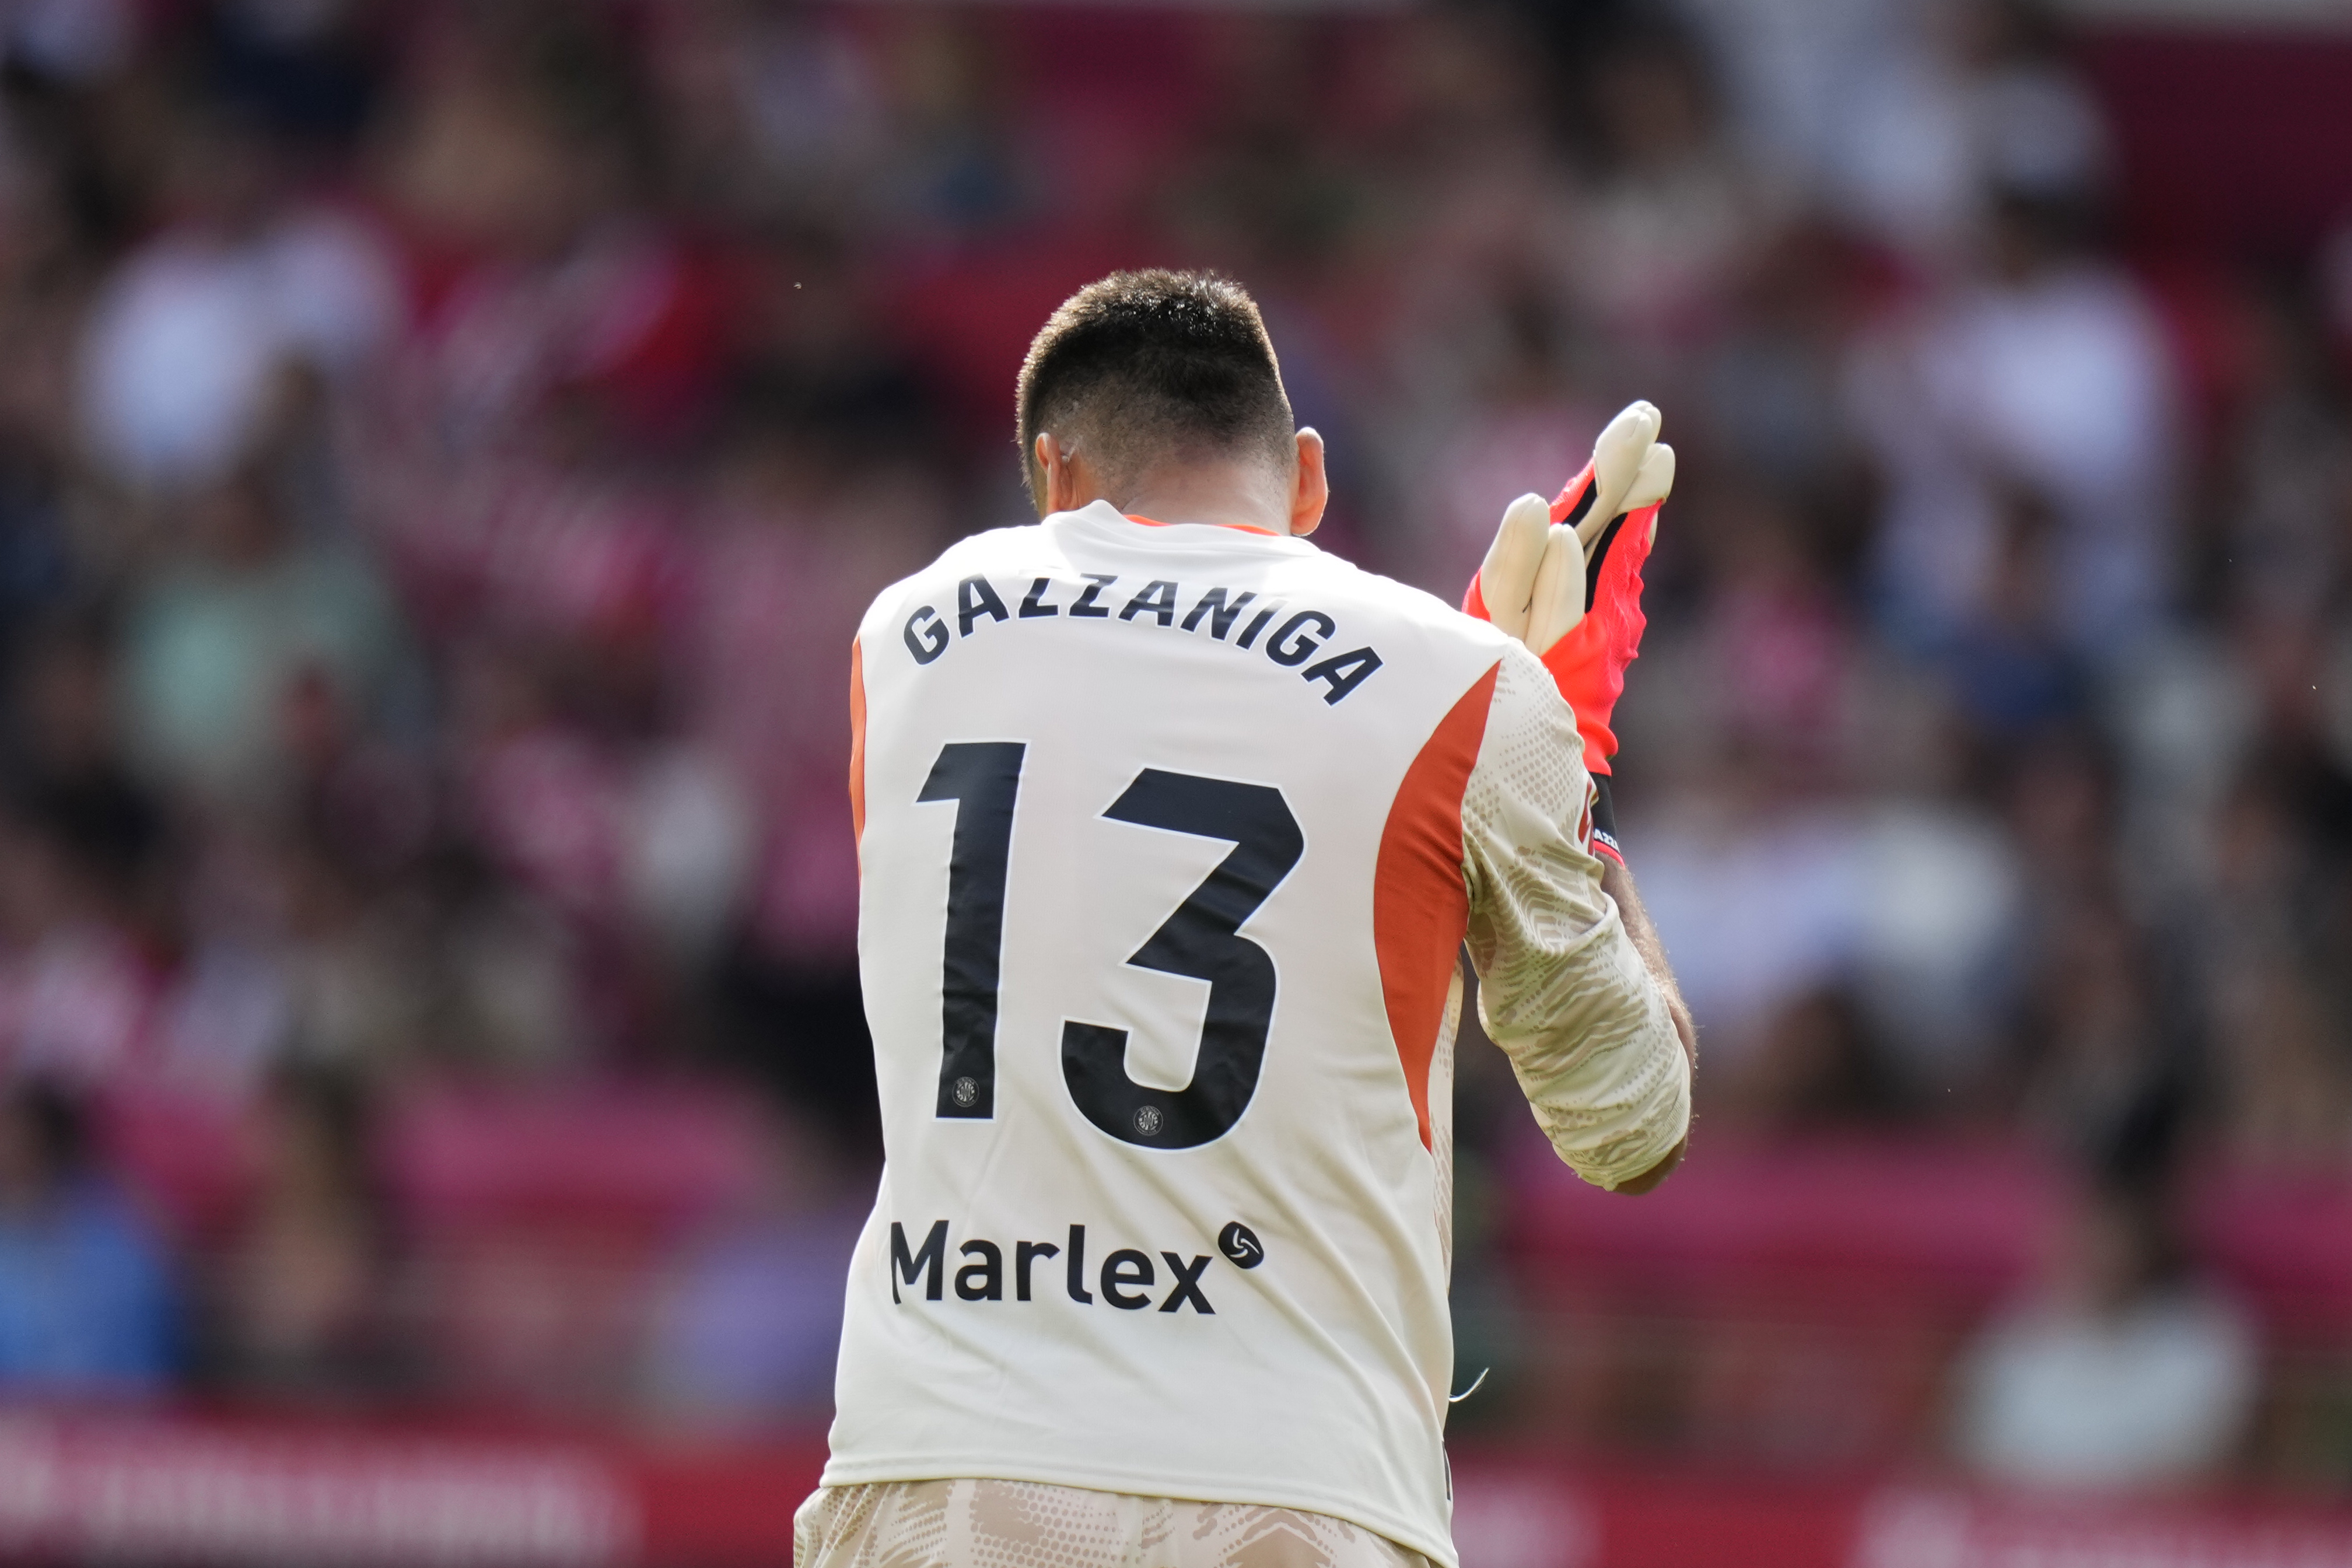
[1218,1222,1264,1270]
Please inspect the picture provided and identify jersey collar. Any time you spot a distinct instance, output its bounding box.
[1057,498,1313,553]
[1122,511,1281,537]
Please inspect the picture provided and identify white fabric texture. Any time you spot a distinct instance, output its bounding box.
[795,1479,1430,1568]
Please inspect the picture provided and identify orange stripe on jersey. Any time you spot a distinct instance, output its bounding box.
[848,638,867,855]
[1374,661,1497,1152]
[1124,512,1280,537]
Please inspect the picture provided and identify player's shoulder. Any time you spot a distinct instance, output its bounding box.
[1307,565,1566,747]
[1482,636,1572,727]
[1291,549,1520,666]
[1307,551,1489,625]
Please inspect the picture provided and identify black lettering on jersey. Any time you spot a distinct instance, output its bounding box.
[1062,771,1304,1150]
[1234,604,1280,649]
[904,606,949,664]
[1019,577,1060,617]
[956,1240,1003,1301]
[1265,610,1334,667]
[1181,587,1256,639]
[917,743,1024,1118]
[1158,1252,1215,1314]
[891,1219,947,1303]
[895,1223,1240,1315]
[957,576,1010,635]
[1068,573,1119,618]
[1066,1223,1093,1303]
[1101,1248,1155,1309]
[1119,579,1179,626]
[1016,1239,1059,1301]
[1300,646,1384,705]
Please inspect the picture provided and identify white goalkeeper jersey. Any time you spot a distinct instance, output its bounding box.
[827,500,1688,1565]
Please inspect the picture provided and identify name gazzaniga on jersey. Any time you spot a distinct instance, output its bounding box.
[902,571,1385,706]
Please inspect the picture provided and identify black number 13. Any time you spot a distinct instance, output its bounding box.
[916,742,1303,1149]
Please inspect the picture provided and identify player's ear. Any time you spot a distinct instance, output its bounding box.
[1028,433,1054,515]
[1035,432,1080,516]
[1030,432,1068,517]
[1288,428,1328,538]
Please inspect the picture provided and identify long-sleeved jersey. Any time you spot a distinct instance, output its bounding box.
[827,501,1689,1566]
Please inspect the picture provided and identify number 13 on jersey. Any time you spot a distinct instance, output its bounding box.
[915,741,1304,1150]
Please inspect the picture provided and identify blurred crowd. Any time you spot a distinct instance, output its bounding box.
[0,0,2344,1494]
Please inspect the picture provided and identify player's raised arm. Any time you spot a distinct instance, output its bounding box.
[1462,642,1693,1192]
[1461,402,1696,1194]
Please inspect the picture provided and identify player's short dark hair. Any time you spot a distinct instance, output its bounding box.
[1016,270,1295,508]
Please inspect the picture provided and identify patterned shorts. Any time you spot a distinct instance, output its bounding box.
[793,1478,1434,1568]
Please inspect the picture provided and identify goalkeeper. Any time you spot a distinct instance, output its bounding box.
[805,271,1695,1568]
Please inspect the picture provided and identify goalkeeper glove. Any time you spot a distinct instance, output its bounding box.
[1463,400,1674,851]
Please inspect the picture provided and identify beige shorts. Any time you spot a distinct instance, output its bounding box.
[793,1478,1434,1568]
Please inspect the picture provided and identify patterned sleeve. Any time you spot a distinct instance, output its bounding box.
[1462,642,1690,1190]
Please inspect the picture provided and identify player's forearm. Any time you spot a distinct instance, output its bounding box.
[1600,857,1696,1071]
[1470,885,1691,1192]
[1592,858,1695,1195]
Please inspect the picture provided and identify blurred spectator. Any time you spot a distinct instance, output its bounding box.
[119,470,407,805]
[1849,188,2178,658]
[1955,1101,2257,1490]
[2013,896,2171,1148]
[2207,274,2351,630]
[648,1,890,227]
[0,0,132,86]
[0,1078,177,1391]
[1382,275,1606,596]
[869,11,1030,242]
[1730,984,1907,1131]
[688,426,931,972]
[0,803,167,1087]
[1938,484,2086,743]
[7,620,166,888]
[1561,16,1774,369]
[1838,0,2109,260]
[1630,790,2018,1086]
[1158,18,1367,281]
[406,841,582,1076]
[76,108,397,496]
[2200,774,2352,1164]
[1621,796,1863,1073]
[0,436,74,663]
[641,1094,861,1425]
[1690,484,1860,789]
[272,837,431,1075]
[194,0,386,149]
[205,1064,408,1400]
[376,15,726,454]
[1700,222,1874,517]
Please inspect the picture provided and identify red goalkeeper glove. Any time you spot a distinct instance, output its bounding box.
[1463,401,1674,834]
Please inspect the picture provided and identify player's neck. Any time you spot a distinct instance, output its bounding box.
[1111,464,1296,537]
